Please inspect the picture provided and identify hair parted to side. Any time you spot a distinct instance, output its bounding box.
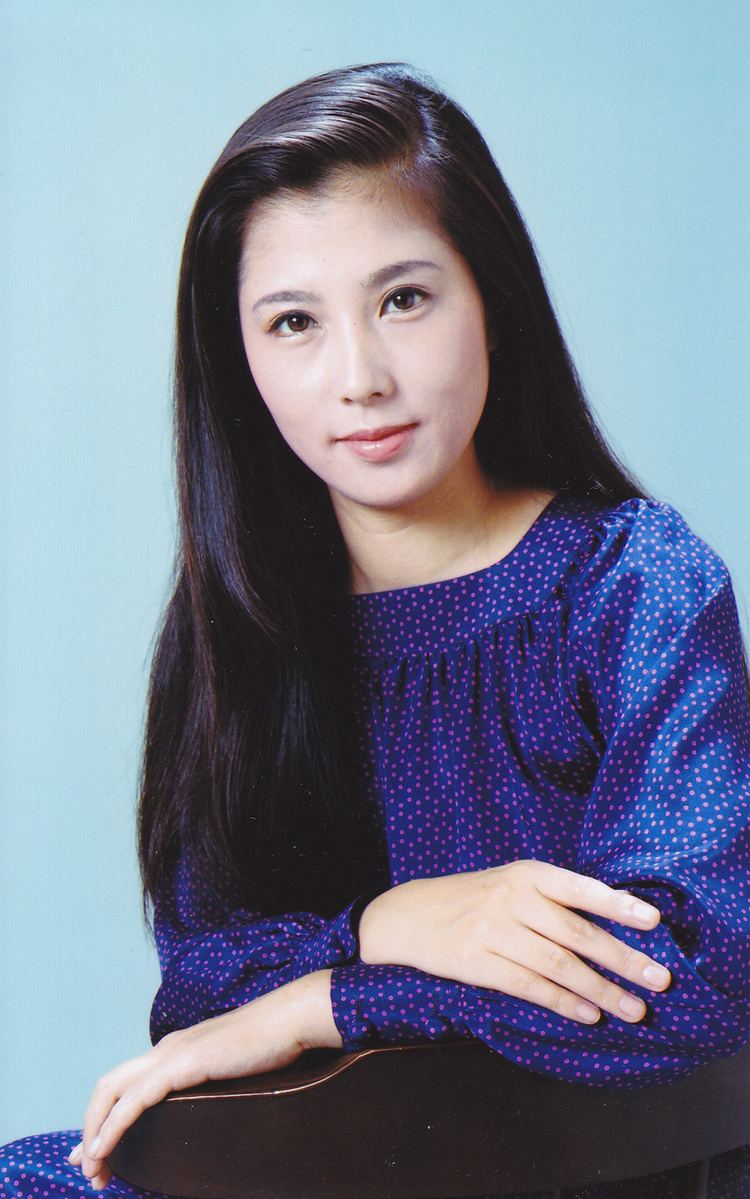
[137,62,747,927]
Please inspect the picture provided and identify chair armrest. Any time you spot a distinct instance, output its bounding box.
[109,1036,750,1198]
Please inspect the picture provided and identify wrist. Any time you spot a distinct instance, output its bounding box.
[284,969,343,1052]
[359,881,413,966]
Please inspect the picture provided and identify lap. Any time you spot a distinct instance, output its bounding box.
[2,1132,748,1198]
[0,1131,168,1198]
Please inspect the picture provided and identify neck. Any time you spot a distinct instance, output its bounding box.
[330,451,546,596]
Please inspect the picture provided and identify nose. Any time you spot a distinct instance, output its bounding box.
[335,320,394,406]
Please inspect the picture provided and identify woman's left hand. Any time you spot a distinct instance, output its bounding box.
[67,968,341,1191]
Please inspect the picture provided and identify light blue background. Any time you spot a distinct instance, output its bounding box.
[2,0,748,1143]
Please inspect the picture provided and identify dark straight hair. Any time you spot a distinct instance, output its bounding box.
[137,62,748,925]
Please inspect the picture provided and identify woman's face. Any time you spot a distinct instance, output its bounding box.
[237,171,493,520]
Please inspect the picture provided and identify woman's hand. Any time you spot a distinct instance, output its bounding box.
[67,968,341,1191]
[359,860,672,1026]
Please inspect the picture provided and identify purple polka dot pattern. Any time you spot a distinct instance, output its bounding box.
[2,494,749,1198]
[0,1131,169,1198]
[329,495,750,1080]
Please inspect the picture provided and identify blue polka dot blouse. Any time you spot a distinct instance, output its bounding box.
[147,490,750,1193]
[4,493,750,1199]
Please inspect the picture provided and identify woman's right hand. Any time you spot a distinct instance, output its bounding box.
[358,860,672,1025]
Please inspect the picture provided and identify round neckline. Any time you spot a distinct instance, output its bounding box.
[339,489,610,662]
[346,489,567,604]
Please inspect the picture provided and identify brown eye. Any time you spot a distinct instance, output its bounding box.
[271,312,312,336]
[382,287,427,315]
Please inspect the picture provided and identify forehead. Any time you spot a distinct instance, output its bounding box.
[238,170,447,283]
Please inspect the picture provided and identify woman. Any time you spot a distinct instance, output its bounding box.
[2,62,749,1199]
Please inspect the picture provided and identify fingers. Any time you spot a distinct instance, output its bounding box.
[90,1164,113,1192]
[482,932,664,1028]
[534,863,662,930]
[502,866,671,1022]
[512,925,664,1023]
[471,863,674,1025]
[79,1053,151,1186]
[89,1072,172,1165]
[80,1077,117,1182]
[485,957,603,1025]
[67,1136,110,1194]
[67,1139,112,1191]
[73,1032,212,1190]
[534,895,672,995]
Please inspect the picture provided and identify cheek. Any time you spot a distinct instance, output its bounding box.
[420,308,490,426]
[242,338,300,429]
[242,340,330,471]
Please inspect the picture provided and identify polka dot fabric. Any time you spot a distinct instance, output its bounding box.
[3,493,749,1198]
[0,1133,176,1198]
[329,495,750,1079]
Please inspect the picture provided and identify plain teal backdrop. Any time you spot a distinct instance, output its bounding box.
[2,0,748,1143]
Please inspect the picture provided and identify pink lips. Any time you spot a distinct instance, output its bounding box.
[338,423,417,463]
[339,423,416,442]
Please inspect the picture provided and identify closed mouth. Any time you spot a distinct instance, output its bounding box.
[339,424,416,442]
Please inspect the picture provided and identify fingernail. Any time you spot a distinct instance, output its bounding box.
[632,901,659,922]
[576,1002,600,1023]
[618,995,646,1018]
[90,1136,102,1157]
[643,963,671,987]
[67,1142,83,1164]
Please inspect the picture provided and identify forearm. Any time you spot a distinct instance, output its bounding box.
[150,876,379,1043]
[336,870,750,1087]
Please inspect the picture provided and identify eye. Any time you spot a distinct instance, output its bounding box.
[268,311,315,337]
[381,286,428,315]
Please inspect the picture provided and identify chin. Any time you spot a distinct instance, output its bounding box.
[333,474,447,513]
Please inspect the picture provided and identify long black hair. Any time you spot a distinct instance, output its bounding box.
[137,62,746,925]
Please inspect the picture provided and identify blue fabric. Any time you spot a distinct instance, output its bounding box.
[3,493,749,1197]
[327,494,750,1090]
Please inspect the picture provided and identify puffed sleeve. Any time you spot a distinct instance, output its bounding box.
[149,853,383,1043]
[329,500,750,1086]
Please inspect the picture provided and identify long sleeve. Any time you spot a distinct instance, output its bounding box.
[149,854,381,1043]
[330,501,750,1086]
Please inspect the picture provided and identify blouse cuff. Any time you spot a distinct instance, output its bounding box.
[293,888,387,972]
[329,962,465,1050]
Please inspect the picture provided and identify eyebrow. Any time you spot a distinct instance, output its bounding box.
[250,259,441,311]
